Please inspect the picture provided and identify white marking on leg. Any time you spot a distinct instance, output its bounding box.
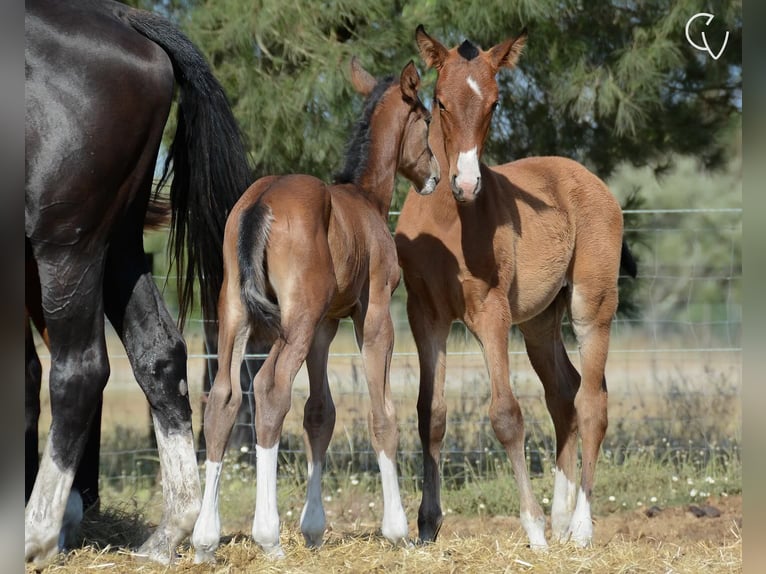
[135,416,201,563]
[551,467,577,541]
[520,509,548,550]
[568,488,594,547]
[300,461,325,547]
[455,147,481,193]
[25,441,76,564]
[377,452,408,543]
[192,461,223,563]
[253,443,284,557]
[466,75,482,98]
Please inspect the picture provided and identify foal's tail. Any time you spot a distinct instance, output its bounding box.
[123,8,252,330]
[238,202,282,344]
[620,239,638,278]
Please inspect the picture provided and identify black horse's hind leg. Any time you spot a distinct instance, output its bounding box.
[104,243,200,563]
[25,317,42,503]
[25,249,110,565]
[74,399,102,512]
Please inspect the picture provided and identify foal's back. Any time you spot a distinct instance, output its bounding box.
[398,154,623,324]
[234,173,398,316]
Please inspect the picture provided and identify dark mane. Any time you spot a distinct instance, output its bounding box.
[457,40,479,61]
[333,75,396,185]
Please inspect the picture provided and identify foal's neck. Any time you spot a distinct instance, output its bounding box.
[355,105,405,219]
[426,120,464,216]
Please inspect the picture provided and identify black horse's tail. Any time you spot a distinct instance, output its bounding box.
[237,203,282,343]
[124,8,252,329]
[620,239,638,278]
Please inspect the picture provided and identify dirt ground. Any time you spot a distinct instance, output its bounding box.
[438,494,742,547]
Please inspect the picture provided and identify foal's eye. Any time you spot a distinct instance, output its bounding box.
[490,101,499,112]
[435,98,446,112]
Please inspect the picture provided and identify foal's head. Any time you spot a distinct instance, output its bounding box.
[415,25,527,202]
[349,57,440,195]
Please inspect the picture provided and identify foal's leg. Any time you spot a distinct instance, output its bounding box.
[467,292,547,549]
[25,248,110,565]
[566,280,618,546]
[192,285,251,562]
[407,295,451,542]
[251,308,324,557]
[353,294,408,544]
[103,247,201,563]
[300,319,339,547]
[519,292,581,542]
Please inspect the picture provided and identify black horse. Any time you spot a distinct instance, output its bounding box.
[25,0,252,564]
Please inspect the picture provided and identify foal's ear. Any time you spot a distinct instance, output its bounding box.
[415,24,449,70]
[489,27,528,71]
[350,56,377,97]
[399,60,420,101]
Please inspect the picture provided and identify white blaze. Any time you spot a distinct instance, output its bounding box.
[456,146,480,190]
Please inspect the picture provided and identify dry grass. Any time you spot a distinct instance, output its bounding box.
[30,524,742,574]
[29,330,742,572]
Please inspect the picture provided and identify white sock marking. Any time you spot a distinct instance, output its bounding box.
[25,441,76,563]
[377,452,408,542]
[253,443,283,556]
[152,416,201,533]
[133,416,201,564]
[467,76,482,98]
[300,461,326,546]
[568,488,594,546]
[551,467,577,540]
[192,461,223,562]
[520,509,548,550]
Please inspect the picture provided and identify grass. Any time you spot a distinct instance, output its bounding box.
[30,331,742,571]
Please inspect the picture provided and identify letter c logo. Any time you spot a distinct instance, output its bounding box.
[685,13,730,60]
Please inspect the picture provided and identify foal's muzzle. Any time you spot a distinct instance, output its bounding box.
[418,155,440,195]
[451,174,482,202]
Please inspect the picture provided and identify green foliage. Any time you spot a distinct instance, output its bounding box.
[180,3,742,325]
[138,1,742,327]
[174,0,740,183]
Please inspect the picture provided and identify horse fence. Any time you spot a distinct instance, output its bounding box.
[35,207,742,488]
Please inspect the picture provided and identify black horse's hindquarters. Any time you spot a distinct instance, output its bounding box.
[25,0,252,562]
[26,0,177,472]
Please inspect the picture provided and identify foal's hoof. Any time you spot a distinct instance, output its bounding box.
[416,520,443,543]
[193,549,217,564]
[134,536,177,565]
[302,531,324,548]
[261,543,286,559]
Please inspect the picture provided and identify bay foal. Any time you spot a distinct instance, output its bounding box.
[192,59,439,561]
[395,27,636,548]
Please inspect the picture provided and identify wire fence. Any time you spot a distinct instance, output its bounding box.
[35,207,742,487]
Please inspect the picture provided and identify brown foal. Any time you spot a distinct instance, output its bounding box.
[395,26,636,549]
[192,58,440,561]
